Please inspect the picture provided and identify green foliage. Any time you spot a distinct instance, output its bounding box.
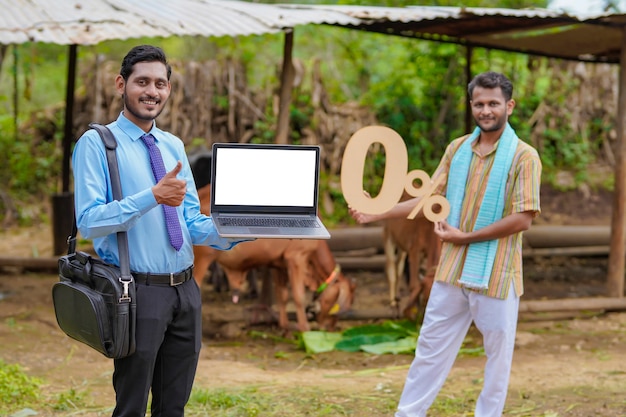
[360,40,466,172]
[0,44,67,116]
[0,359,42,413]
[319,171,350,227]
[52,388,87,412]
[190,388,259,414]
[0,108,64,224]
[11,113,63,192]
[508,60,602,187]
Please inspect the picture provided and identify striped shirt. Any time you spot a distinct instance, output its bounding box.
[431,134,542,299]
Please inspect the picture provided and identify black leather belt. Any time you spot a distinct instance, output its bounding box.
[132,265,194,286]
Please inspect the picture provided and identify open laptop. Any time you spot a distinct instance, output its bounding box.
[210,142,331,239]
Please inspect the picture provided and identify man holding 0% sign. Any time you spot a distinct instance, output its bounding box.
[344,71,542,417]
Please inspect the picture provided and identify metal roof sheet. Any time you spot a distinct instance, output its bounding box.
[1,0,360,45]
[4,2,626,62]
[279,4,626,63]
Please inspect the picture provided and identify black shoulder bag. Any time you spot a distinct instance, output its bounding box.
[52,123,136,359]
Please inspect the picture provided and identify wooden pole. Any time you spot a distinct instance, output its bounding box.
[62,44,77,193]
[0,45,7,75]
[275,29,295,144]
[205,297,626,325]
[12,46,18,143]
[519,297,626,313]
[607,27,626,298]
[465,45,473,133]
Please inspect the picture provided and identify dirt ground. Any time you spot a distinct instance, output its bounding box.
[1,185,626,416]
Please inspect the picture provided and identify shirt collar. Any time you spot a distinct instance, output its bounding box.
[471,137,500,156]
[116,112,160,142]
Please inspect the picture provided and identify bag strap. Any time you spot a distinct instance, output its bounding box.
[68,123,133,286]
[88,123,133,284]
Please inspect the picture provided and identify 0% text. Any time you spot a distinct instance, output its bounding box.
[340,126,450,223]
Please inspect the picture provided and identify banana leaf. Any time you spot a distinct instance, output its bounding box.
[301,320,420,354]
[300,331,343,354]
[360,337,418,355]
[341,320,417,338]
[335,334,402,352]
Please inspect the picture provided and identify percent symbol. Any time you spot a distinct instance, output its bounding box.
[403,169,450,222]
[340,125,450,223]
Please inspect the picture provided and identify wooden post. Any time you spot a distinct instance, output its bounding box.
[275,30,295,144]
[0,45,7,74]
[62,44,77,193]
[12,46,18,143]
[465,45,473,133]
[607,27,626,298]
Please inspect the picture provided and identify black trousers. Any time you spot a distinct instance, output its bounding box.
[112,278,202,417]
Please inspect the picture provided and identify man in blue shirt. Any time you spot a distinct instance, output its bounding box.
[72,45,244,416]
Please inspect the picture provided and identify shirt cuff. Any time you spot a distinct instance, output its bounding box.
[133,188,160,215]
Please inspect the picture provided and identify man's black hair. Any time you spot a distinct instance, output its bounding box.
[468,71,513,101]
[120,45,172,81]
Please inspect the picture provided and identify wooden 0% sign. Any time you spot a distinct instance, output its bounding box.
[340,126,450,222]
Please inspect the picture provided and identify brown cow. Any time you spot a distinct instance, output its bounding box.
[193,184,355,332]
[193,239,354,332]
[383,214,441,321]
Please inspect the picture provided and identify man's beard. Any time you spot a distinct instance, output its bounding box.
[476,117,505,132]
[123,93,166,122]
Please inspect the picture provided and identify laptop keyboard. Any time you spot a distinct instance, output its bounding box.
[218,217,319,228]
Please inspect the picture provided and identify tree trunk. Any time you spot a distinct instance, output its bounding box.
[276,30,295,144]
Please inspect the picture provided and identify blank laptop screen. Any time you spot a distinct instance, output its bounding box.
[213,147,318,207]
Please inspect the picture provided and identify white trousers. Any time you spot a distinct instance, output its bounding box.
[395,281,519,417]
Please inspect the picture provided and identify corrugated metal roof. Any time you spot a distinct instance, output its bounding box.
[288,5,555,21]
[278,4,577,23]
[1,0,360,45]
[279,4,626,63]
[4,1,626,63]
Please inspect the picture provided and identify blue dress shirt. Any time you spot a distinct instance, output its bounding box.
[72,112,240,274]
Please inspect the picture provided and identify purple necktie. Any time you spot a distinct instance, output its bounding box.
[141,133,184,251]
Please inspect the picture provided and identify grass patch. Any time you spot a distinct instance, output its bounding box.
[186,385,399,416]
[0,359,41,415]
[5,367,625,416]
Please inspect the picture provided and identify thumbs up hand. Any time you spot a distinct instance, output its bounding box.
[152,161,187,206]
